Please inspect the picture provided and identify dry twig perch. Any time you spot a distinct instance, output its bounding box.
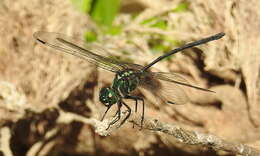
[130,113,260,156]
[90,111,260,156]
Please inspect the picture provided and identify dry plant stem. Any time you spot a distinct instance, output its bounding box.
[57,111,260,155]
[0,127,13,156]
[25,110,260,156]
[129,113,260,156]
[26,128,59,156]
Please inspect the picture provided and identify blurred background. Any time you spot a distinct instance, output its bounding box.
[0,0,259,155]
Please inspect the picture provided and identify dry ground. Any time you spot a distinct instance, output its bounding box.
[0,0,259,155]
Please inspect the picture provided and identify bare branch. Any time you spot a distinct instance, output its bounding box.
[0,127,13,156]
[128,113,260,156]
[55,110,260,156]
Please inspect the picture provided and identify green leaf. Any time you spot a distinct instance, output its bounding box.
[148,36,168,53]
[141,17,157,25]
[150,20,167,30]
[105,25,122,35]
[151,44,174,60]
[173,2,189,12]
[151,44,166,53]
[163,36,182,47]
[71,0,93,13]
[90,0,121,27]
[84,30,97,42]
[141,17,167,30]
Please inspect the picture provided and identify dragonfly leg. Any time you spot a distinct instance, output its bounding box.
[124,96,138,128]
[112,109,119,117]
[141,99,144,130]
[106,102,122,130]
[101,105,112,121]
[134,98,138,112]
[125,96,143,112]
[125,96,144,129]
[118,101,131,127]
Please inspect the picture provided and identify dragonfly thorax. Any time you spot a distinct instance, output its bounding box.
[112,69,140,97]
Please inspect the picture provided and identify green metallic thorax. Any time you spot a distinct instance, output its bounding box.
[99,69,140,106]
[112,69,140,97]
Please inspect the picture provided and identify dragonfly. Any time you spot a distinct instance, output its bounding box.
[33,31,225,129]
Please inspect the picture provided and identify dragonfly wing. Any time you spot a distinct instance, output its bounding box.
[139,71,215,104]
[33,31,128,72]
[120,62,144,70]
[151,72,215,93]
[139,72,189,105]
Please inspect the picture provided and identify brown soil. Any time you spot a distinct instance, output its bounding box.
[0,0,259,155]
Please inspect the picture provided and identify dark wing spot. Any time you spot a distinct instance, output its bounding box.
[36,38,46,44]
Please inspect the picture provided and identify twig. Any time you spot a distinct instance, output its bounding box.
[0,127,13,156]
[26,128,59,156]
[128,113,260,156]
[53,110,260,155]
[57,110,116,136]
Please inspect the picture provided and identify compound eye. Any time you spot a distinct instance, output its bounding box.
[99,87,118,106]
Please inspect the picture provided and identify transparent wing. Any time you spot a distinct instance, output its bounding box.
[139,72,214,105]
[139,72,189,105]
[33,31,128,72]
[119,62,144,70]
[151,72,215,93]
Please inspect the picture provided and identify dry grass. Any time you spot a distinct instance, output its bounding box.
[0,0,259,155]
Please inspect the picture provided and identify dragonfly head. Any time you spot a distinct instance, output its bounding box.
[99,87,119,106]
